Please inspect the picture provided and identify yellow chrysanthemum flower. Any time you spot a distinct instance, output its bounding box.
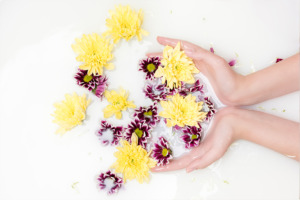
[104,5,148,43]
[52,93,91,134]
[111,133,156,183]
[159,93,206,128]
[72,33,114,75]
[103,88,136,119]
[154,42,199,89]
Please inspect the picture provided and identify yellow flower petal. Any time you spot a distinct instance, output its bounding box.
[52,93,90,134]
[103,88,136,119]
[159,93,206,127]
[111,133,156,183]
[105,5,147,43]
[72,33,114,75]
[154,42,199,89]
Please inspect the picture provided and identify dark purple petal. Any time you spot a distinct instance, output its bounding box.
[181,125,202,149]
[139,57,161,80]
[98,170,123,194]
[210,47,215,54]
[228,59,236,67]
[133,103,160,127]
[152,137,173,166]
[97,121,123,146]
[203,97,216,122]
[124,119,151,149]
[276,58,283,63]
[144,82,168,102]
[94,76,108,99]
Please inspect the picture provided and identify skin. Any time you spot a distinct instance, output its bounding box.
[148,36,300,173]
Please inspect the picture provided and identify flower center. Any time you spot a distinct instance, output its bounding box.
[147,63,156,72]
[134,128,143,138]
[162,148,169,157]
[144,110,153,117]
[83,74,93,83]
[191,134,198,140]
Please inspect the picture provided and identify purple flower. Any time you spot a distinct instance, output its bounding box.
[203,97,216,121]
[124,119,151,149]
[97,121,123,145]
[181,125,202,149]
[133,104,160,127]
[210,47,215,54]
[75,69,108,99]
[152,137,173,166]
[75,69,102,91]
[98,170,123,194]
[144,82,168,102]
[276,58,283,63]
[228,59,236,67]
[94,76,108,99]
[139,57,161,80]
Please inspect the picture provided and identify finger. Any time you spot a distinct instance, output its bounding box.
[157,36,199,51]
[151,153,193,172]
[186,149,221,173]
[146,52,163,58]
[157,36,215,61]
[151,141,210,172]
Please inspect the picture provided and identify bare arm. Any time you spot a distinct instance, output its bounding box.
[148,36,300,106]
[236,54,300,105]
[151,107,300,173]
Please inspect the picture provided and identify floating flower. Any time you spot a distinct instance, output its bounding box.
[276,58,283,63]
[124,119,151,149]
[144,82,168,102]
[133,104,160,127]
[154,42,199,89]
[139,57,161,80]
[97,121,123,145]
[105,5,148,43]
[94,76,108,99]
[181,125,202,148]
[72,33,114,75]
[152,137,173,166]
[159,93,207,128]
[203,97,216,121]
[52,93,91,134]
[98,170,123,194]
[112,133,156,183]
[74,69,101,91]
[103,88,136,119]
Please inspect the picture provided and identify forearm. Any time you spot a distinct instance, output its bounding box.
[235,53,300,105]
[233,109,300,161]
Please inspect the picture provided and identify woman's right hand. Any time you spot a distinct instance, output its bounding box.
[148,36,245,106]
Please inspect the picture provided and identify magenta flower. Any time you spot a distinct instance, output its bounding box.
[181,125,202,149]
[144,82,168,102]
[98,170,123,194]
[133,104,160,127]
[203,97,216,121]
[75,69,102,91]
[124,119,151,149]
[94,76,108,99]
[97,121,123,146]
[139,57,161,80]
[152,137,173,166]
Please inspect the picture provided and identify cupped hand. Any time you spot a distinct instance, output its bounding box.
[148,36,245,106]
[151,107,239,173]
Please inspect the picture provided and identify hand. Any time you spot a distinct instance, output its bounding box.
[148,36,245,106]
[151,107,238,173]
